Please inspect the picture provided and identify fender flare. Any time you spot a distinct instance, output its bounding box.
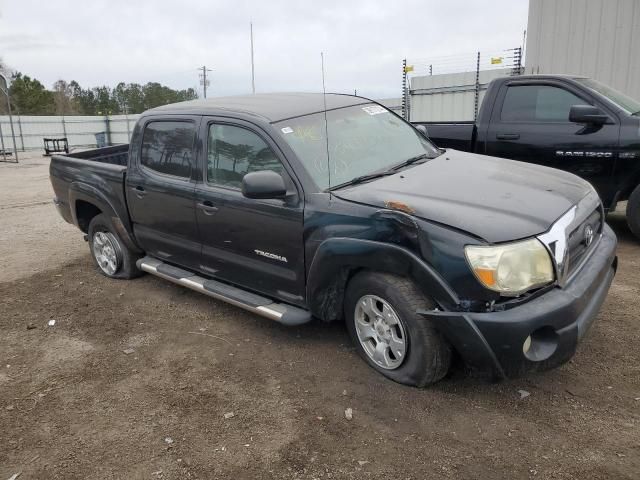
[306,237,460,321]
[68,182,141,252]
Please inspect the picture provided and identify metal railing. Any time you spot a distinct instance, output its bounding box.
[0,114,140,158]
[401,47,523,121]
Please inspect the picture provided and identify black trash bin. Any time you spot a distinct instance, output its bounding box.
[95,132,107,148]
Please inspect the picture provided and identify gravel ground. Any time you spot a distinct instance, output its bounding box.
[0,154,639,479]
[0,155,85,282]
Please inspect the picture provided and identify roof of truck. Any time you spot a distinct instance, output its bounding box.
[504,74,588,80]
[147,93,372,123]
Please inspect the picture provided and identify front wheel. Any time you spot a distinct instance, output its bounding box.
[88,214,142,279]
[344,272,451,387]
[626,184,640,240]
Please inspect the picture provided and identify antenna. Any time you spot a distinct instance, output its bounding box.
[250,22,256,94]
[321,52,331,190]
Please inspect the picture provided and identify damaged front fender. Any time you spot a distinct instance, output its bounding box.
[306,237,461,321]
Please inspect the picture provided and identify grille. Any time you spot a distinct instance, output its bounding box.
[565,206,603,275]
[537,189,603,287]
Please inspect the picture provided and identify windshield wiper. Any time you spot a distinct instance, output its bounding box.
[632,110,640,116]
[328,170,396,191]
[328,153,433,191]
[387,153,431,171]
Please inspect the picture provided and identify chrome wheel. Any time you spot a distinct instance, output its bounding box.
[354,295,407,370]
[92,231,121,275]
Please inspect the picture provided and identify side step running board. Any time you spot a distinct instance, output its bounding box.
[136,256,311,326]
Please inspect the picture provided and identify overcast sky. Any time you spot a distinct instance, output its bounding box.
[0,0,528,99]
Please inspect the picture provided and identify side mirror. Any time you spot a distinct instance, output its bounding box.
[569,105,610,125]
[241,170,286,199]
[415,124,430,138]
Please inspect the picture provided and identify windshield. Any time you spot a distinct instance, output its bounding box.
[275,103,440,189]
[575,78,640,115]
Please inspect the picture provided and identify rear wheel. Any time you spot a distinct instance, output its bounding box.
[344,271,451,387]
[626,184,640,240]
[88,214,142,279]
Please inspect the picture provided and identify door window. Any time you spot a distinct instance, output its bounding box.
[207,124,285,189]
[501,85,587,122]
[141,121,196,178]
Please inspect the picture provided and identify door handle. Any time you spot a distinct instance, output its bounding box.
[133,186,147,198]
[496,133,520,140]
[197,201,219,215]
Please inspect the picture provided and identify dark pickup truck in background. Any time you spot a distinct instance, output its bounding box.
[50,93,617,387]
[414,75,640,238]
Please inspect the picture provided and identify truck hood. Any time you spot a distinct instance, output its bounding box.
[332,149,594,243]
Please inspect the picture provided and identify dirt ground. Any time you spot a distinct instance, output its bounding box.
[1,154,639,479]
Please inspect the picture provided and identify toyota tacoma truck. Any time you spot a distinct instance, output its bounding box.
[413,75,640,239]
[50,93,617,386]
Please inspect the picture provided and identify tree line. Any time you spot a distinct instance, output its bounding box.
[0,69,198,116]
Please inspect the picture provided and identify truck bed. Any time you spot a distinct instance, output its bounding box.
[49,144,131,229]
[413,122,475,152]
[64,144,129,166]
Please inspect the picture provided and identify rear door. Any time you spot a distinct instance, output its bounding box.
[484,81,620,204]
[126,117,201,269]
[194,118,306,305]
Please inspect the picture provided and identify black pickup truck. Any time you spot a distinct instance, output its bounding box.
[50,93,617,386]
[414,75,640,238]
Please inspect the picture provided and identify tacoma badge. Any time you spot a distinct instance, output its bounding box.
[254,249,288,263]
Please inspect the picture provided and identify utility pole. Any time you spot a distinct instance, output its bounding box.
[198,65,212,98]
[250,22,256,94]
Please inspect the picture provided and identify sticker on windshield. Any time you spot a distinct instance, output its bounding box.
[362,105,386,116]
[281,126,294,134]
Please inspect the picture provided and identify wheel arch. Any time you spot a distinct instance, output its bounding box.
[75,199,103,233]
[306,238,460,322]
[68,182,142,252]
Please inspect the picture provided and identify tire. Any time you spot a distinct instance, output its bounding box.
[88,214,142,279]
[626,184,640,240]
[344,271,451,387]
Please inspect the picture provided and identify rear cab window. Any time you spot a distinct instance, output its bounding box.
[141,121,196,178]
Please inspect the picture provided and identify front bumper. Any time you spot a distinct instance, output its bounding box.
[422,224,617,379]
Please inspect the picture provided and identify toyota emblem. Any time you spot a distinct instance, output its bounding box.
[584,224,594,247]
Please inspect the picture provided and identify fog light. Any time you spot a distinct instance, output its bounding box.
[523,327,559,362]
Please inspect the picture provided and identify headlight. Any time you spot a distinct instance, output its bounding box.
[465,238,554,296]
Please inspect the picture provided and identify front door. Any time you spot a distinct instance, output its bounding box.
[194,119,306,305]
[126,118,200,269]
[484,81,620,205]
